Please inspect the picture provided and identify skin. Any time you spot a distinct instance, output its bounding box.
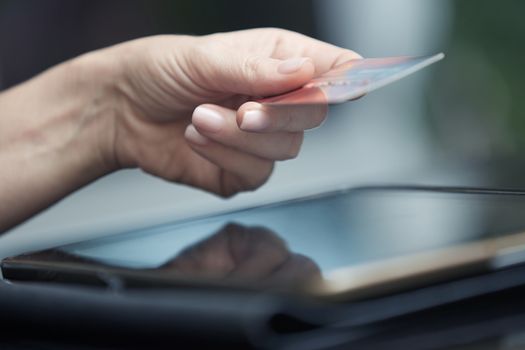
[0,28,360,233]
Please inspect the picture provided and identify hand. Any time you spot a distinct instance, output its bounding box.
[0,28,360,232]
[102,28,361,196]
[161,223,321,287]
[12,223,321,289]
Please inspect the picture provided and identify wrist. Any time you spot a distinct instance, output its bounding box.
[60,49,127,173]
[0,49,124,231]
[2,50,124,173]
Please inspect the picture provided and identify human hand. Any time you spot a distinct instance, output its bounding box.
[0,28,360,232]
[6,223,320,289]
[101,28,361,196]
[161,223,321,287]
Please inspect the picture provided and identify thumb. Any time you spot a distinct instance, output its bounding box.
[209,54,315,97]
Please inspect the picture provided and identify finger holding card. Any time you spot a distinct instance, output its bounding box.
[233,54,444,134]
[258,53,445,106]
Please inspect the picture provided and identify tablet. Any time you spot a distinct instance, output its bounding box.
[5,186,525,301]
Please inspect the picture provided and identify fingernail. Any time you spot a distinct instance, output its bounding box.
[278,57,309,74]
[185,124,209,146]
[192,106,224,133]
[240,110,269,131]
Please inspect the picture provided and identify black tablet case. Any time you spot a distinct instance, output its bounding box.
[3,263,525,349]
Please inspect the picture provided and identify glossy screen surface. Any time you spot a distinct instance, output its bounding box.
[55,188,525,286]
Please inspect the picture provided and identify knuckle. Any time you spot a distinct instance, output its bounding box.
[217,161,274,197]
[243,56,263,81]
[291,255,322,280]
[244,161,274,191]
[266,245,290,265]
[241,56,265,96]
[218,184,240,199]
[217,174,241,198]
[311,106,328,128]
[221,223,244,241]
[282,132,304,160]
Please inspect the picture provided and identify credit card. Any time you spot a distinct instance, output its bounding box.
[259,53,444,105]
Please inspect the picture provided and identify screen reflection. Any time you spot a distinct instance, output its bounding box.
[2,223,321,292]
[5,187,525,295]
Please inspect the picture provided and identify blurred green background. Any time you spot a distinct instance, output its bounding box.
[427,0,525,160]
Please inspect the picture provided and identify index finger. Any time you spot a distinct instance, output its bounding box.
[270,30,362,74]
[219,28,362,75]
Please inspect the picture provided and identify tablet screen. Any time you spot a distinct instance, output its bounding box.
[7,187,525,294]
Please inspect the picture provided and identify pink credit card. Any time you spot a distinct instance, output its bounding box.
[259,53,444,105]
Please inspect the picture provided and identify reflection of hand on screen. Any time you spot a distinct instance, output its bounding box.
[160,223,321,286]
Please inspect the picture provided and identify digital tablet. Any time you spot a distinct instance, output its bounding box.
[5,186,525,301]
